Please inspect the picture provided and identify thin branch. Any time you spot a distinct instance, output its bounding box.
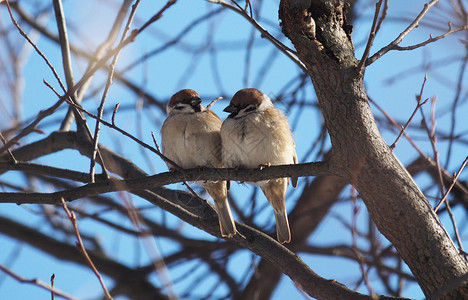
[0,161,106,183]
[135,0,177,34]
[119,192,178,300]
[374,0,389,35]
[60,0,133,130]
[357,0,384,74]
[0,264,77,300]
[366,0,440,65]
[60,199,113,300]
[1,0,70,153]
[0,161,335,204]
[435,156,468,212]
[90,0,142,183]
[350,187,374,295]
[111,103,120,126]
[4,0,109,179]
[42,80,111,179]
[419,96,445,197]
[446,49,468,169]
[206,96,223,110]
[0,130,16,163]
[208,0,308,73]
[5,0,67,94]
[390,75,429,149]
[44,78,181,171]
[392,23,468,51]
[52,0,76,100]
[51,273,56,300]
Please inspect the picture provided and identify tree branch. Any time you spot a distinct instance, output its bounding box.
[0,161,335,204]
[366,0,441,65]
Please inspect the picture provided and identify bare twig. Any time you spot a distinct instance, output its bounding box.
[4,0,109,178]
[374,0,389,35]
[52,0,76,102]
[0,264,77,300]
[418,96,446,199]
[0,131,16,163]
[367,0,441,65]
[446,50,468,168]
[350,187,374,295]
[60,0,133,130]
[422,97,466,254]
[390,75,429,149]
[430,97,445,194]
[208,0,308,74]
[50,274,56,300]
[435,156,468,212]
[60,198,113,300]
[369,96,427,158]
[357,0,384,74]
[434,156,468,255]
[392,23,468,51]
[119,192,178,300]
[111,103,120,126]
[135,0,177,34]
[41,80,110,179]
[5,0,67,94]
[206,96,223,110]
[151,131,162,153]
[90,0,142,183]
[45,78,181,171]
[1,0,70,153]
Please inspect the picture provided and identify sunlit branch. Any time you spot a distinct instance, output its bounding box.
[0,161,334,204]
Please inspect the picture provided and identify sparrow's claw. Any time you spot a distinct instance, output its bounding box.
[258,163,271,170]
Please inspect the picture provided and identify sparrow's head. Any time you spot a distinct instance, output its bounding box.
[224,88,273,118]
[167,89,205,115]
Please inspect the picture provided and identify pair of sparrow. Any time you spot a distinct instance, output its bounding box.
[160,88,297,244]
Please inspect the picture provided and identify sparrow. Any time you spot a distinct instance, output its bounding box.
[160,89,236,238]
[220,88,297,244]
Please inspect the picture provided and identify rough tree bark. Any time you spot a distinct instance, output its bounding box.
[279,0,468,298]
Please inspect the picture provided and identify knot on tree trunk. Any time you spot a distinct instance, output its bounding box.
[279,0,355,64]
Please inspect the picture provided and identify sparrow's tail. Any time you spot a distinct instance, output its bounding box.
[261,178,291,244]
[274,209,291,244]
[204,182,236,238]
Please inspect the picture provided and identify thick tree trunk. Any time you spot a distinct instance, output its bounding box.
[279,0,468,298]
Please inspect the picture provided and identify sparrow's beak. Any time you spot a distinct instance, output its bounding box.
[223,104,238,113]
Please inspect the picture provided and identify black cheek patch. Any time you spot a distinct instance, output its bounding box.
[193,105,202,112]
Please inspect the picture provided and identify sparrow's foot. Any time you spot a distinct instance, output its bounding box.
[258,162,271,170]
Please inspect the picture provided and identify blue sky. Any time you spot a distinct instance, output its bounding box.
[1,0,467,299]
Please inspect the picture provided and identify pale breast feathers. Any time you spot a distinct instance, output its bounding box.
[162,111,223,168]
